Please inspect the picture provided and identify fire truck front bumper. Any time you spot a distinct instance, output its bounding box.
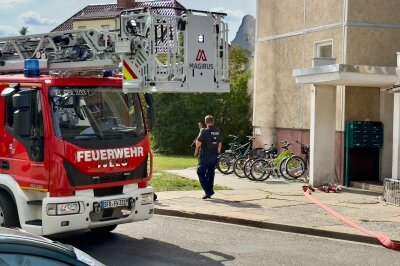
[41,186,154,235]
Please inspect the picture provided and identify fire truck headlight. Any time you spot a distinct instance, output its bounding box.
[141,193,153,205]
[46,204,57,216]
[46,202,81,216]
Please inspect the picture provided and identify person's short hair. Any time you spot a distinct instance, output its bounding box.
[205,115,214,125]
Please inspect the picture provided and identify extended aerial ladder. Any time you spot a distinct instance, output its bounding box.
[0,7,230,93]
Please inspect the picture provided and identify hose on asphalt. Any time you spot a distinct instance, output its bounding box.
[302,186,400,251]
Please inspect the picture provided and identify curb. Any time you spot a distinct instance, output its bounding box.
[154,208,381,246]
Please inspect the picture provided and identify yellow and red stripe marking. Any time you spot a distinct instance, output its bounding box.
[123,60,138,80]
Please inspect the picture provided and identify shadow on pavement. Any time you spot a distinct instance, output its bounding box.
[209,198,262,208]
[52,231,233,266]
[198,251,235,263]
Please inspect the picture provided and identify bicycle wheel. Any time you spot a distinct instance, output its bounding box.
[244,157,256,180]
[279,157,293,180]
[250,158,272,181]
[285,156,306,179]
[233,157,247,178]
[216,153,235,174]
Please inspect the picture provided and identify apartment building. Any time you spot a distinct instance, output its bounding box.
[253,0,400,187]
[52,0,184,32]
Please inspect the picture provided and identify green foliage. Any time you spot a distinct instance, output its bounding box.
[151,173,203,192]
[152,154,198,171]
[229,45,250,77]
[19,27,28,36]
[151,46,252,154]
[150,154,227,192]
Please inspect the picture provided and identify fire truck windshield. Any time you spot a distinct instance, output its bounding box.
[49,87,145,142]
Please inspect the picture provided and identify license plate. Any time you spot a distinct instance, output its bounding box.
[100,198,129,209]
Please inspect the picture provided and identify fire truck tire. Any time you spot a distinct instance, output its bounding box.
[90,225,117,233]
[0,192,19,228]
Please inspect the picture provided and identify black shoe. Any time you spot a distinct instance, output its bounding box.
[202,195,211,199]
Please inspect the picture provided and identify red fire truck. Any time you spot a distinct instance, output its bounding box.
[0,8,229,235]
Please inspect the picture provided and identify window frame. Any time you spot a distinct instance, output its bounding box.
[315,39,333,58]
[3,88,45,162]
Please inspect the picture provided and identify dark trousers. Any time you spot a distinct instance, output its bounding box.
[197,157,217,196]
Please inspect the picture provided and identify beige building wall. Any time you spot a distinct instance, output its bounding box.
[346,28,400,66]
[345,87,380,122]
[305,0,344,28]
[73,18,118,30]
[255,0,400,183]
[255,0,400,139]
[344,0,400,123]
[348,0,400,24]
[254,0,345,146]
[257,0,304,38]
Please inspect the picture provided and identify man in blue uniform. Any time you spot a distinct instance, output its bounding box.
[194,115,222,199]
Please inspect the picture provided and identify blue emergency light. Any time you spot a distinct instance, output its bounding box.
[24,59,40,77]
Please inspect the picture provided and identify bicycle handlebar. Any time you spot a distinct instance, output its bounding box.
[281,141,291,150]
[295,140,309,147]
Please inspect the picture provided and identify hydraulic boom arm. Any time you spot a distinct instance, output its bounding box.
[0,7,230,93]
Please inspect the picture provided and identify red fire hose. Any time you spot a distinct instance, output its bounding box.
[302,186,400,251]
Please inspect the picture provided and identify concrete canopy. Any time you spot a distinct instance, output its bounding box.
[292,64,396,186]
[293,64,396,87]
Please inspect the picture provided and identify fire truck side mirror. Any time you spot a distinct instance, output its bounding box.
[12,93,32,137]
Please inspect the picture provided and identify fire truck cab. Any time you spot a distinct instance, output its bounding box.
[0,74,153,235]
[0,7,229,235]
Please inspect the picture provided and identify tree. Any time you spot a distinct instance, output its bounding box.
[19,27,28,36]
[151,46,252,154]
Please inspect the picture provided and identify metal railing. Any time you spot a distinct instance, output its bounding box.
[384,178,400,206]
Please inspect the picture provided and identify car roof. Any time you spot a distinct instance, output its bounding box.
[0,227,75,257]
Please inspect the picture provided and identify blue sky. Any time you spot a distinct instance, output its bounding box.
[0,0,256,42]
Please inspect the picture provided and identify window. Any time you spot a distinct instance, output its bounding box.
[4,94,14,127]
[3,89,44,162]
[315,40,333,58]
[48,87,145,149]
[0,253,70,266]
[4,89,43,136]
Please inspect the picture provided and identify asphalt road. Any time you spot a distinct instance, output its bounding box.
[53,216,400,266]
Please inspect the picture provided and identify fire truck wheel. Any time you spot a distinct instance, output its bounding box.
[0,192,19,228]
[90,225,117,234]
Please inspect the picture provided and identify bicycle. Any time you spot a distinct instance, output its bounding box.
[216,135,252,174]
[282,141,308,179]
[234,144,276,179]
[249,141,294,181]
[233,146,270,178]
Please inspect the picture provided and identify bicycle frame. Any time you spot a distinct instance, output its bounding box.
[272,149,291,167]
[254,146,292,175]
